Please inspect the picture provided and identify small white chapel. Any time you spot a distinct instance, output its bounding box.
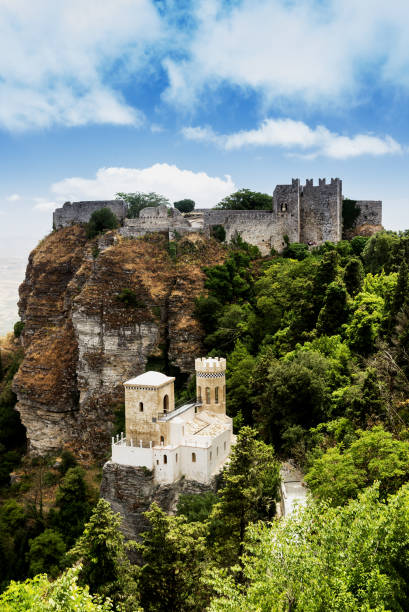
[111,357,234,484]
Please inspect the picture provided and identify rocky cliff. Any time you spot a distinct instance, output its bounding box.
[13,228,225,461]
[101,461,218,540]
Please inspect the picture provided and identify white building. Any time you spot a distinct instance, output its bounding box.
[111,357,234,484]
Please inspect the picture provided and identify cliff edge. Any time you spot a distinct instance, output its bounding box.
[13,228,225,461]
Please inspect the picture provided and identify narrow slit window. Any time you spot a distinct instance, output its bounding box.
[176,453,178,463]
[164,455,167,464]
[224,441,226,451]
[139,402,144,412]
[215,387,219,403]
[205,387,211,404]
[192,452,196,463]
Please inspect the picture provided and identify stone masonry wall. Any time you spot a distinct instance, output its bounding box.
[355,200,382,227]
[300,178,342,244]
[53,200,127,229]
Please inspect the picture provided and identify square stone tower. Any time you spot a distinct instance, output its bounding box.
[195,357,226,415]
[124,371,175,445]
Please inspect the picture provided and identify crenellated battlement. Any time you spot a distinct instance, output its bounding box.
[52,178,382,255]
[195,357,226,374]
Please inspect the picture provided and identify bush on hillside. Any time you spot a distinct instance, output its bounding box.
[86,208,119,239]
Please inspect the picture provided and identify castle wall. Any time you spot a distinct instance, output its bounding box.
[300,178,342,244]
[355,200,382,227]
[53,200,126,229]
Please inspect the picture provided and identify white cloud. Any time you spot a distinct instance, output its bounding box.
[6,194,20,202]
[163,0,409,109]
[0,0,162,130]
[182,118,403,160]
[33,198,58,212]
[50,164,235,208]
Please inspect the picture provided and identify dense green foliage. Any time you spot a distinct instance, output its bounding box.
[216,189,272,210]
[209,484,409,611]
[117,191,170,218]
[5,227,409,610]
[174,199,195,213]
[86,208,119,238]
[0,349,25,487]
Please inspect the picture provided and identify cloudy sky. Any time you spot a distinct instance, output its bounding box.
[1,0,409,331]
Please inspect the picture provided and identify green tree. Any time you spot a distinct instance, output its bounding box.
[362,231,399,274]
[174,199,195,213]
[343,257,364,296]
[117,192,170,218]
[216,189,272,211]
[138,503,207,612]
[26,529,66,578]
[316,282,349,336]
[388,258,409,330]
[86,208,119,239]
[176,492,218,523]
[68,498,137,609]
[0,566,114,611]
[51,467,93,547]
[209,427,280,569]
[254,353,331,449]
[208,484,409,611]
[306,426,409,505]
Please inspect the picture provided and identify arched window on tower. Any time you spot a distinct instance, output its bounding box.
[163,394,169,413]
[139,402,144,412]
[160,435,165,445]
[197,386,202,402]
[215,387,219,403]
[205,387,211,404]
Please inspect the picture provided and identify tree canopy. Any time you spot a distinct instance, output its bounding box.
[117,192,170,218]
[174,199,195,213]
[216,189,272,210]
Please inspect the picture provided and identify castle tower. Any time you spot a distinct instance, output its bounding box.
[195,357,226,415]
[124,371,175,445]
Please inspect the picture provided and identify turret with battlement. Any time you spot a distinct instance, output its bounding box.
[195,357,226,415]
[52,178,382,255]
[110,357,233,484]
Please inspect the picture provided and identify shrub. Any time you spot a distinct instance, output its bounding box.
[211,224,226,242]
[13,321,24,338]
[86,208,119,239]
[116,288,143,307]
[174,199,195,213]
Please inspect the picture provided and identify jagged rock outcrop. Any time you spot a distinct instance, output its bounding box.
[13,228,225,460]
[100,461,218,540]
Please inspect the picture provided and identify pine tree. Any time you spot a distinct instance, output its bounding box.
[68,498,138,610]
[209,427,280,572]
[138,503,207,612]
[343,257,364,296]
[316,282,349,336]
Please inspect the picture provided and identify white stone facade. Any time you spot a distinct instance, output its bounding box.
[111,357,234,484]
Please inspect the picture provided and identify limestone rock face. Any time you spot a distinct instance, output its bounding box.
[13,228,225,460]
[100,461,217,540]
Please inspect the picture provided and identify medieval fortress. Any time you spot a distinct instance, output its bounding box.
[53,178,382,255]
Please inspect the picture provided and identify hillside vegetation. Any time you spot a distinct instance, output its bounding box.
[3,229,409,609]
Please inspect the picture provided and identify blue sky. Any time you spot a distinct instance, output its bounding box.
[1,0,409,331]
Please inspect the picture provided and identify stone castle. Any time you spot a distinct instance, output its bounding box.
[53,178,382,255]
[110,357,233,484]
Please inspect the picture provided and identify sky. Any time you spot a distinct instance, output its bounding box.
[1,0,409,333]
